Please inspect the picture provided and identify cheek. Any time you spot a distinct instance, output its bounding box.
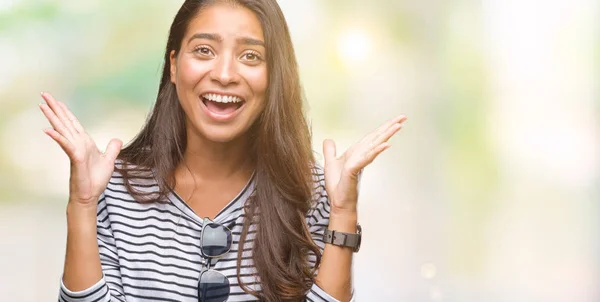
[247,67,269,100]
[177,58,209,87]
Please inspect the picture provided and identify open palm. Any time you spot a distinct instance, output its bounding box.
[323,115,407,213]
[40,92,122,205]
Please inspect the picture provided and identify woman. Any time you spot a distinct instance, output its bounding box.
[41,0,406,301]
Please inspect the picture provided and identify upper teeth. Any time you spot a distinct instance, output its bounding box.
[202,93,243,103]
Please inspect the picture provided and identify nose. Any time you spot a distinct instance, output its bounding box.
[210,53,239,86]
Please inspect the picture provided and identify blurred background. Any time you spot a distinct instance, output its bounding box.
[0,0,598,301]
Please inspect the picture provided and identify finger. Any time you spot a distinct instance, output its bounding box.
[361,115,407,144]
[57,101,85,134]
[39,103,74,140]
[41,92,76,138]
[43,128,76,158]
[323,139,337,164]
[361,142,391,167]
[371,120,405,146]
[103,138,123,162]
[376,115,407,133]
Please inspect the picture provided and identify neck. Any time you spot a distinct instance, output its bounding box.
[176,128,255,183]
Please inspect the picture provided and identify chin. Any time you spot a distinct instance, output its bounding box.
[198,123,247,144]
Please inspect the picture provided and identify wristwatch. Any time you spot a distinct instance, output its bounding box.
[323,224,362,252]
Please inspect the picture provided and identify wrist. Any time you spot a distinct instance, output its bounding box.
[330,203,357,220]
[66,202,98,226]
[328,208,358,233]
[67,200,97,211]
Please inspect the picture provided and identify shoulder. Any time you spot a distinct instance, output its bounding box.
[310,163,327,202]
[306,163,331,229]
[307,162,330,215]
[97,160,164,220]
[101,159,161,204]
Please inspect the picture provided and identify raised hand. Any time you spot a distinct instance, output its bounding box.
[39,92,122,205]
[322,115,407,214]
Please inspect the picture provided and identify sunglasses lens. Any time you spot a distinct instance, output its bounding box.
[198,270,230,302]
[201,223,232,257]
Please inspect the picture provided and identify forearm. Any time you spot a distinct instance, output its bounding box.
[314,210,357,302]
[62,202,103,291]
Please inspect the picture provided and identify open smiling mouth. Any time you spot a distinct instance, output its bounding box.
[201,93,246,117]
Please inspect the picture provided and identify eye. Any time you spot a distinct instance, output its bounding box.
[194,46,214,56]
[241,51,262,62]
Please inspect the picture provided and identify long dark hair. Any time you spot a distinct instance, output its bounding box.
[115,0,322,300]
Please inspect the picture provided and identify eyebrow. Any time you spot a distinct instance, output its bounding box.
[237,37,265,46]
[188,33,265,47]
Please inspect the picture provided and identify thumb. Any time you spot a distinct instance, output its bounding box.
[322,139,337,164]
[104,138,123,162]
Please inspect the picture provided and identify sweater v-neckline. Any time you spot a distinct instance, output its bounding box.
[167,171,256,226]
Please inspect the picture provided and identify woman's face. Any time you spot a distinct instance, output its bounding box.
[170,3,268,143]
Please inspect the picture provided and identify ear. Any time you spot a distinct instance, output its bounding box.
[169,50,177,85]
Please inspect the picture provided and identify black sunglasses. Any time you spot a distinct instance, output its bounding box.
[198,218,233,302]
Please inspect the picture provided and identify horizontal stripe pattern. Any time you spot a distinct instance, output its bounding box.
[59,165,353,302]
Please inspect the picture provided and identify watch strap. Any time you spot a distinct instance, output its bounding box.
[322,224,362,252]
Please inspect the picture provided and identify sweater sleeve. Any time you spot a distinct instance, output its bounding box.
[304,167,356,302]
[58,194,126,302]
